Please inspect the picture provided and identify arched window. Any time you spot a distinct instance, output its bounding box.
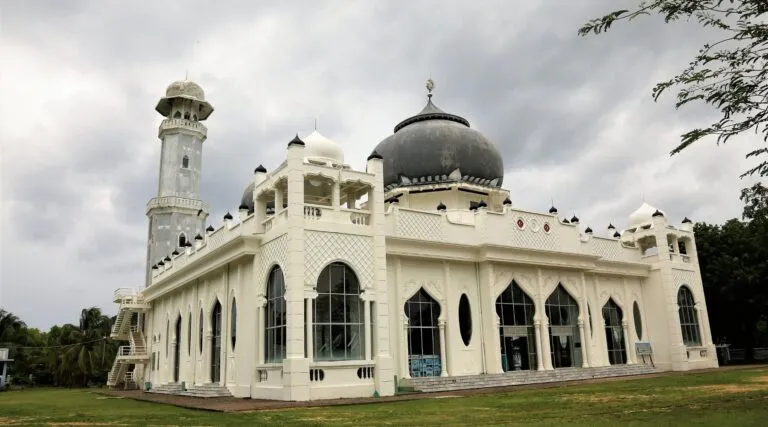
[404,288,441,377]
[193,114,198,121]
[313,262,363,361]
[677,286,701,346]
[198,308,204,355]
[173,111,181,118]
[545,284,581,368]
[187,311,191,356]
[211,300,222,383]
[230,297,237,351]
[165,319,169,357]
[495,281,537,371]
[184,112,190,120]
[182,155,189,169]
[173,316,182,382]
[265,266,286,363]
[602,299,626,365]
[178,234,187,248]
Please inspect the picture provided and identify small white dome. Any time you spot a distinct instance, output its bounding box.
[628,202,665,228]
[303,130,344,165]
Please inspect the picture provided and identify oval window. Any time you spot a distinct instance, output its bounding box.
[633,301,643,340]
[458,294,472,346]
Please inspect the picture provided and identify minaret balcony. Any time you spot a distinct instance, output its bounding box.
[146,196,209,214]
[158,118,208,137]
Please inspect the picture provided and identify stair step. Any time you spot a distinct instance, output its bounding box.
[408,365,658,393]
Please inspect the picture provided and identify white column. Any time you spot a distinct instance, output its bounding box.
[540,319,553,370]
[534,319,544,371]
[439,319,448,377]
[622,320,634,365]
[306,298,314,361]
[401,317,411,378]
[578,320,589,368]
[332,180,341,210]
[257,304,265,365]
[364,299,371,361]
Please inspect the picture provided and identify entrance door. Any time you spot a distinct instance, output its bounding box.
[173,316,181,382]
[550,333,574,368]
[210,301,222,383]
[502,336,530,371]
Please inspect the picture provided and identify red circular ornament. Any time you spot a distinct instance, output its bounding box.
[516,219,525,229]
[543,223,551,233]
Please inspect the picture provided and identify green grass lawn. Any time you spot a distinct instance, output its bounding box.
[1,367,767,426]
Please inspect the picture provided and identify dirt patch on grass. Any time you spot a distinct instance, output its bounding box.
[684,383,768,394]
[561,393,655,403]
[750,375,768,383]
[0,418,37,426]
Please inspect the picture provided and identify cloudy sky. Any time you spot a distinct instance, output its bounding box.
[0,0,763,329]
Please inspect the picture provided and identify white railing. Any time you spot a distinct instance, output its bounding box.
[125,371,135,383]
[118,345,147,357]
[146,196,208,212]
[303,204,371,226]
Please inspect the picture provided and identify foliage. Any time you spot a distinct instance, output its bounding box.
[0,307,118,387]
[695,182,768,355]
[579,0,768,178]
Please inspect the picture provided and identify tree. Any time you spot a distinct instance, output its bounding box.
[579,0,768,178]
[695,182,768,359]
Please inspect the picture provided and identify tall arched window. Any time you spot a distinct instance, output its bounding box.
[230,297,237,351]
[187,311,191,356]
[602,299,626,365]
[545,284,581,368]
[178,234,187,248]
[182,155,189,169]
[173,316,182,382]
[495,281,537,371]
[265,266,286,363]
[313,262,363,361]
[165,319,169,357]
[211,300,222,383]
[198,308,204,355]
[405,288,441,377]
[677,286,701,346]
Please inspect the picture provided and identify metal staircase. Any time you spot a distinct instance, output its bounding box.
[107,288,150,389]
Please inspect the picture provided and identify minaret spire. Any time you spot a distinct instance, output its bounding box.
[426,78,435,99]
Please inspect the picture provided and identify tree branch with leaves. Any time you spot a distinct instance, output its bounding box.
[579,0,768,177]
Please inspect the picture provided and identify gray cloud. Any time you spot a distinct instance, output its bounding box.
[0,0,762,328]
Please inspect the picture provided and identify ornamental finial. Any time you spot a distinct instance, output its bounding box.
[426,78,435,98]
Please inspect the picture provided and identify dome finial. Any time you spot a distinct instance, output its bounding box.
[426,78,435,99]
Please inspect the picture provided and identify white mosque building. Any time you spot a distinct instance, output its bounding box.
[107,79,718,400]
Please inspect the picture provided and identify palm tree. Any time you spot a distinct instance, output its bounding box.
[0,309,26,346]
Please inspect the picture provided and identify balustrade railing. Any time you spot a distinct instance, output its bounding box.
[118,346,147,357]
[303,204,371,226]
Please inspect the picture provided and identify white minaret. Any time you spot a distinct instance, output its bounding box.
[145,79,214,286]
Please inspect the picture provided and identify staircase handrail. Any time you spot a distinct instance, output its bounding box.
[118,345,147,356]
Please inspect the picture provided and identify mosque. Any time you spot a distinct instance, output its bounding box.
[107,78,718,400]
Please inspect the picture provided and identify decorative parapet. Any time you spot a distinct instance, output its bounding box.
[158,118,207,137]
[146,196,209,214]
[386,206,645,264]
[151,214,257,283]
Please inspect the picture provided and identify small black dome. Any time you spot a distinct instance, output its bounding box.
[652,209,664,217]
[171,250,179,256]
[570,215,579,223]
[254,164,267,173]
[437,201,446,211]
[151,264,159,270]
[157,260,165,266]
[282,202,288,209]
[184,241,193,247]
[238,204,249,211]
[549,206,558,214]
[367,150,383,161]
[682,217,692,224]
[194,234,203,240]
[503,197,512,206]
[288,134,305,147]
[223,212,233,220]
[478,200,487,208]
[585,226,593,234]
[372,94,504,189]
[163,256,171,262]
[206,225,214,232]
[613,231,622,238]
[562,218,570,224]
[469,202,478,211]
[607,223,615,230]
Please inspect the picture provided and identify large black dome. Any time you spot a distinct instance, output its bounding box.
[371,95,504,190]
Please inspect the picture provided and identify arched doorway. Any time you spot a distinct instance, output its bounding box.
[545,284,581,368]
[210,300,222,383]
[404,288,441,377]
[602,299,626,365]
[495,281,537,371]
[173,315,182,382]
